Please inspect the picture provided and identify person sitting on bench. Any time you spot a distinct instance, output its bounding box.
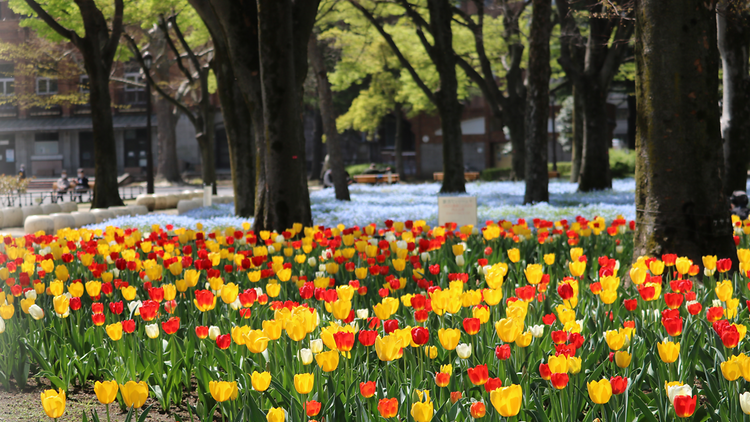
[74,168,90,202]
[56,171,70,202]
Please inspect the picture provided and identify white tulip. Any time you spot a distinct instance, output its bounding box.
[113,268,120,278]
[209,326,221,340]
[308,257,317,267]
[368,238,378,246]
[319,264,327,272]
[396,240,407,250]
[740,392,750,415]
[455,255,465,267]
[616,245,624,254]
[456,343,472,359]
[145,323,160,339]
[712,299,723,308]
[28,304,44,321]
[298,348,313,365]
[529,325,544,338]
[421,252,431,262]
[128,300,143,316]
[315,271,325,279]
[482,265,491,276]
[310,339,324,354]
[275,235,285,244]
[25,290,37,300]
[667,384,692,404]
[704,267,716,277]
[0,317,5,334]
[384,232,396,242]
[230,298,242,311]
[613,260,620,271]
[267,245,275,254]
[356,309,369,319]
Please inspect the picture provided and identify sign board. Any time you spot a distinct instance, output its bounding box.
[438,196,477,228]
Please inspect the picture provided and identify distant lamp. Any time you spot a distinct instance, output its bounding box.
[142,52,153,70]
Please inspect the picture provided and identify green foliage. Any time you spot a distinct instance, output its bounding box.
[554,95,574,152]
[345,162,390,176]
[0,174,29,193]
[548,161,572,178]
[480,167,513,181]
[609,148,636,178]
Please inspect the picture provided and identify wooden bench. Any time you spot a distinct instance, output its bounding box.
[353,173,400,184]
[433,172,480,181]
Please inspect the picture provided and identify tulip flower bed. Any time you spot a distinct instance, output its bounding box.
[0,215,749,421]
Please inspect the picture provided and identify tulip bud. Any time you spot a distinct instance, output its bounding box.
[456,343,472,359]
[29,304,44,320]
[267,245,276,254]
[616,245,623,254]
[310,338,323,354]
[455,255,465,267]
[209,326,221,340]
[741,392,750,415]
[318,264,326,272]
[145,323,159,339]
[356,309,369,319]
[0,317,5,333]
[529,324,544,338]
[298,348,313,365]
[25,290,37,300]
[421,252,430,262]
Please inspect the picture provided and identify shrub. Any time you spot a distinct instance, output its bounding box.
[346,163,390,176]
[480,167,512,181]
[609,148,636,178]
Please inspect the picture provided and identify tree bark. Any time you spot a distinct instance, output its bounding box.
[569,84,584,183]
[308,32,350,201]
[505,24,527,180]
[257,0,313,230]
[524,0,551,204]
[577,82,612,190]
[430,0,465,193]
[718,1,750,196]
[505,100,526,180]
[394,104,405,180]
[634,0,736,267]
[310,108,324,181]
[150,25,182,183]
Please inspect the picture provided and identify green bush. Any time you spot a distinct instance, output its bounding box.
[480,167,513,181]
[548,162,572,178]
[609,148,636,178]
[346,163,391,176]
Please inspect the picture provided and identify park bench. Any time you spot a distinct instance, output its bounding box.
[353,173,400,184]
[433,172,480,181]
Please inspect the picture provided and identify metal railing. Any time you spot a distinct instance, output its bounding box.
[0,186,144,207]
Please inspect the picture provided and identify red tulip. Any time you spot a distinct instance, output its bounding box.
[161,317,180,335]
[435,372,450,387]
[610,376,628,395]
[484,377,502,392]
[539,363,551,380]
[333,331,355,352]
[462,318,481,336]
[92,302,104,314]
[495,344,511,360]
[122,319,135,334]
[551,330,568,344]
[92,313,106,326]
[384,319,399,334]
[623,299,638,311]
[411,327,430,345]
[358,330,377,346]
[360,381,376,398]
[305,400,321,417]
[109,301,124,315]
[662,317,683,337]
[195,326,209,339]
[542,313,556,325]
[550,373,569,389]
[664,293,683,310]
[673,395,697,418]
[467,364,489,386]
[216,334,231,349]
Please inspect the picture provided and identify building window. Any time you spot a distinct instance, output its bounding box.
[36,78,58,95]
[0,78,13,95]
[34,132,59,155]
[79,75,89,93]
[123,72,145,104]
[124,129,147,167]
[79,131,94,167]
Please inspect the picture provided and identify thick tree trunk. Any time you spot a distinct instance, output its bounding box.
[429,0,465,193]
[505,100,526,180]
[151,24,181,183]
[718,2,750,196]
[524,0,551,204]
[394,104,405,180]
[570,85,584,183]
[308,33,350,201]
[310,109,324,181]
[88,61,123,208]
[257,0,312,230]
[634,0,736,267]
[577,82,612,191]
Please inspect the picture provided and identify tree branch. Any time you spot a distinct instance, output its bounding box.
[158,15,195,84]
[348,0,436,104]
[104,0,124,64]
[123,32,197,127]
[599,18,634,87]
[455,54,506,114]
[23,0,77,43]
[168,14,203,77]
[556,0,583,80]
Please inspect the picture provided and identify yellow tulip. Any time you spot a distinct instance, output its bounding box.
[675,257,691,275]
[53,295,69,316]
[40,388,66,419]
[122,286,137,301]
[702,255,717,271]
[251,371,272,391]
[649,260,664,275]
[715,280,733,302]
[490,384,522,417]
[411,389,434,422]
[438,328,461,351]
[507,248,520,263]
[315,350,340,372]
[266,282,281,298]
[524,264,544,285]
[567,356,582,374]
[375,334,403,361]
[85,281,102,298]
[55,265,69,281]
[605,330,625,351]
[721,356,743,381]
[615,351,632,368]
[548,354,568,374]
[569,260,586,277]
[119,381,149,409]
[294,373,315,394]
[209,381,238,402]
[515,331,532,347]
[587,379,612,404]
[657,341,680,364]
[263,319,283,340]
[221,283,239,304]
[495,318,522,343]
[331,299,352,321]
[94,380,118,404]
[285,318,307,342]
[68,282,84,298]
[106,322,123,341]
[243,330,270,353]
[544,253,555,265]
[267,407,286,422]
[48,280,64,297]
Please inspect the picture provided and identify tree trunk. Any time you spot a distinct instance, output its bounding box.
[88,60,123,208]
[634,0,736,267]
[570,84,584,183]
[577,82,612,191]
[718,2,750,196]
[310,108,324,181]
[429,0,465,194]
[257,0,313,230]
[505,100,526,180]
[394,104,405,180]
[308,33,350,201]
[524,0,551,204]
[213,40,255,217]
[151,23,181,183]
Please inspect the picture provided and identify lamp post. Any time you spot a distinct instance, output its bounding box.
[142,52,155,194]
